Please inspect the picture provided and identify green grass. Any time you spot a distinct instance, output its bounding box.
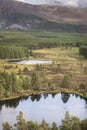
[0,30,87,45]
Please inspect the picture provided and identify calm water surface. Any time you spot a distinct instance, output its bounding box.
[0,93,87,129]
[16,60,52,65]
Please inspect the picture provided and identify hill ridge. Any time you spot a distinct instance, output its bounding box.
[0,0,87,32]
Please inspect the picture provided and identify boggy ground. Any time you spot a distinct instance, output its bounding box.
[34,48,87,87]
[0,47,87,100]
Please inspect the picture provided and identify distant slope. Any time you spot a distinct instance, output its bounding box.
[39,5,87,25]
[0,0,87,32]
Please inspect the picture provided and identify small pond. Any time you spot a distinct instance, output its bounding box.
[15,60,52,65]
[0,93,87,129]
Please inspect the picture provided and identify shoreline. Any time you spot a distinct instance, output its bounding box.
[0,88,87,102]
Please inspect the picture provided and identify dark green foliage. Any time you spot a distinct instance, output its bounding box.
[31,71,41,90]
[0,70,41,98]
[0,45,27,59]
[0,71,30,97]
[79,83,87,90]
[22,76,30,90]
[80,119,87,130]
[0,83,5,98]
[51,122,58,130]
[71,116,81,130]
[0,71,24,96]
[47,81,55,91]
[41,119,50,130]
[23,67,29,74]
[62,74,72,88]
[60,112,81,130]
[84,67,87,74]
[10,72,18,92]
[0,31,87,59]
[14,111,28,130]
[29,50,34,57]
[2,111,87,130]
[0,71,18,98]
[60,111,71,130]
[79,46,87,58]
[18,68,22,75]
[2,122,12,130]
[27,121,43,130]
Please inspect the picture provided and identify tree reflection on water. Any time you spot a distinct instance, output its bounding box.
[0,92,87,110]
[61,93,70,103]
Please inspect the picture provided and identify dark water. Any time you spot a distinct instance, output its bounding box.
[0,93,87,129]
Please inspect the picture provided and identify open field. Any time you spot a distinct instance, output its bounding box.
[34,48,87,83]
[0,30,87,45]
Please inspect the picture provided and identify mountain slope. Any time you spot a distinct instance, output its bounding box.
[0,0,87,32]
[14,0,87,8]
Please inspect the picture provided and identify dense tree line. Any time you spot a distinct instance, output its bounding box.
[0,43,87,59]
[0,71,42,98]
[2,111,87,130]
[79,46,87,58]
[1,37,87,49]
[0,71,19,98]
[0,32,87,59]
[0,46,28,59]
[0,65,87,99]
